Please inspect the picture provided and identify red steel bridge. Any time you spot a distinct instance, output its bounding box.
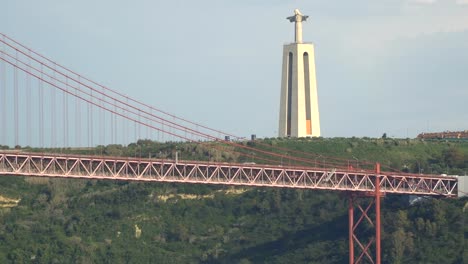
[0,33,459,264]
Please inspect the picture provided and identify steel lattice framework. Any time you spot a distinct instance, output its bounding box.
[0,152,458,197]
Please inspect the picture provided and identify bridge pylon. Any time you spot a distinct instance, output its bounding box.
[348,163,382,264]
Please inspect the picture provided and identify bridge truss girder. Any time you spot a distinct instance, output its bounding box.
[0,152,459,264]
[0,152,458,197]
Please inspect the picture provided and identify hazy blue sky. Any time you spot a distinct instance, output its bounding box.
[2,0,468,139]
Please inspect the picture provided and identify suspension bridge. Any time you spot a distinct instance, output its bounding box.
[0,33,459,264]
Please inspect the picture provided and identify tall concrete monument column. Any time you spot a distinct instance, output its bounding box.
[278,9,321,138]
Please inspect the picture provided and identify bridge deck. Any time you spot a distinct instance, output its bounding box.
[0,152,458,197]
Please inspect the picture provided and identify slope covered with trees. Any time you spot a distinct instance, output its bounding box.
[0,138,466,263]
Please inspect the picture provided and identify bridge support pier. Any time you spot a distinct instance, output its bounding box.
[348,163,381,264]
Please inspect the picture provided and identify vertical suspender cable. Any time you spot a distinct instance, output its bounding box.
[146,106,150,140]
[133,101,136,142]
[88,88,91,147]
[110,98,114,144]
[76,76,81,147]
[51,63,56,148]
[173,116,176,142]
[138,109,141,141]
[100,86,104,146]
[91,88,93,147]
[121,102,125,144]
[26,52,31,147]
[39,63,44,147]
[0,41,5,146]
[126,97,129,144]
[114,103,117,144]
[64,77,68,147]
[14,50,19,147]
[149,108,153,140]
[134,108,137,142]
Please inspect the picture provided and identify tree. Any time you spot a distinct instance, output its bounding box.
[443,147,465,168]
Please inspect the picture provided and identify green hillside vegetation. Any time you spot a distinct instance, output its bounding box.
[0,137,467,263]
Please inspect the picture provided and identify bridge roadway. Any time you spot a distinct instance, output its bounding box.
[0,151,458,197]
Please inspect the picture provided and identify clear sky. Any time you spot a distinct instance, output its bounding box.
[2,0,468,139]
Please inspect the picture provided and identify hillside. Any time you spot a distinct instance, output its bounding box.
[0,138,467,263]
